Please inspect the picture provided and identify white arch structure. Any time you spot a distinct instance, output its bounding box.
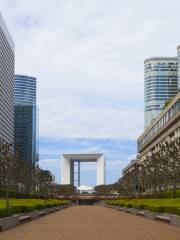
[61,153,105,186]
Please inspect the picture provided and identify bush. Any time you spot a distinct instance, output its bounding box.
[106,198,180,215]
[11,206,21,215]
[0,198,71,218]
[20,206,36,213]
[46,203,52,208]
[0,208,8,218]
[0,189,40,199]
[127,203,132,208]
[139,189,180,199]
[35,204,44,210]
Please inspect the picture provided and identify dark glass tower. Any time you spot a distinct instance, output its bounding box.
[14,74,38,165]
[0,13,15,144]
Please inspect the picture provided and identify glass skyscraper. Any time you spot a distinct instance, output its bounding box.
[14,74,38,165]
[0,13,15,144]
[144,57,178,128]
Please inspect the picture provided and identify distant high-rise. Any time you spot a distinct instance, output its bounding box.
[14,74,38,165]
[144,57,178,128]
[0,13,15,144]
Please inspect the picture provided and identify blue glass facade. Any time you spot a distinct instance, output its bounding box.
[144,58,178,128]
[14,75,38,165]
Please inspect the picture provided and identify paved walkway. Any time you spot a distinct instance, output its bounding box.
[0,206,180,240]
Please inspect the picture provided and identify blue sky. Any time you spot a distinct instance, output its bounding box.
[39,138,136,184]
[1,0,180,185]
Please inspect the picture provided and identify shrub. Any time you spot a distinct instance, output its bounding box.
[0,198,71,218]
[106,198,180,215]
[20,206,35,213]
[35,204,45,210]
[47,203,53,208]
[0,189,40,199]
[0,208,8,218]
[11,206,21,215]
[127,203,132,208]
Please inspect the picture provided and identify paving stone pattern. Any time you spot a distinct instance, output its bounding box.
[0,206,180,240]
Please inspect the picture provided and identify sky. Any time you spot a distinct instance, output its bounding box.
[1,0,180,185]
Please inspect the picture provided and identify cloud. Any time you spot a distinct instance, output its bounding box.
[39,137,136,184]
[2,0,180,183]
[39,96,143,139]
[40,158,60,167]
[2,0,180,140]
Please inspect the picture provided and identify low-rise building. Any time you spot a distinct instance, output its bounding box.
[122,159,138,176]
[138,90,180,160]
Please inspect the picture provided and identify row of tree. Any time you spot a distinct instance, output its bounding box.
[118,137,180,197]
[0,138,78,198]
[94,184,119,195]
[0,139,54,197]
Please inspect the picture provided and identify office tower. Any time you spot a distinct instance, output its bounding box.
[14,74,38,165]
[0,13,15,144]
[144,57,178,128]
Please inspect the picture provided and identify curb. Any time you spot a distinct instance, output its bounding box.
[0,205,71,232]
[104,205,180,228]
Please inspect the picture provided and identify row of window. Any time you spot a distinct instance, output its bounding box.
[145,80,177,85]
[0,26,14,144]
[145,72,177,76]
[138,99,180,150]
[145,108,162,112]
[145,93,176,99]
[145,88,177,92]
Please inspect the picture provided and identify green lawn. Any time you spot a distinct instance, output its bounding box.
[0,198,71,218]
[0,198,67,208]
[106,198,180,215]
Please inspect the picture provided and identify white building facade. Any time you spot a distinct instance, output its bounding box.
[144,57,178,128]
[0,13,15,144]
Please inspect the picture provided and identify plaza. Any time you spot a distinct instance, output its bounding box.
[0,206,180,240]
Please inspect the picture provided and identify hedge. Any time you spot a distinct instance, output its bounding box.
[0,189,41,199]
[139,189,180,199]
[0,199,71,218]
[106,198,180,216]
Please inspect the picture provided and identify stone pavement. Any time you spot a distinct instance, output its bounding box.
[0,206,180,240]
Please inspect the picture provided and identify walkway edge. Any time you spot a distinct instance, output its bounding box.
[0,205,71,231]
[104,204,180,228]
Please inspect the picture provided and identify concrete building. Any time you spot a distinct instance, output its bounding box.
[14,74,38,165]
[177,45,180,89]
[0,13,15,144]
[121,91,180,191]
[61,154,106,186]
[138,90,180,161]
[122,159,138,177]
[144,57,178,128]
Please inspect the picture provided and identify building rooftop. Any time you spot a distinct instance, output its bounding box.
[122,159,137,175]
[15,74,36,79]
[62,153,104,161]
[144,57,177,64]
